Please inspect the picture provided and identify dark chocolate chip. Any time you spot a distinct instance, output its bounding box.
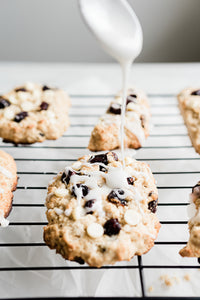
[108,103,121,114]
[191,90,200,96]
[140,115,145,128]
[15,88,27,92]
[192,182,200,198]
[126,94,137,105]
[99,165,107,172]
[107,189,127,206]
[40,101,49,110]
[72,184,89,198]
[0,98,11,109]
[39,132,45,136]
[104,218,121,236]
[42,85,51,91]
[127,177,135,185]
[89,153,108,165]
[73,257,85,265]
[61,170,75,185]
[148,200,158,213]
[14,111,28,122]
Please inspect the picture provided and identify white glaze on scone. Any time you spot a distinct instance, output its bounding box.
[178,88,200,153]
[88,88,150,151]
[44,152,160,267]
[0,150,17,226]
[179,182,200,258]
[0,82,70,144]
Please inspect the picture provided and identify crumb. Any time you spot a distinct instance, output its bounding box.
[183,273,190,281]
[160,274,179,287]
[148,286,153,293]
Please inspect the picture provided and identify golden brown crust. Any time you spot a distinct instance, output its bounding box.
[88,88,150,151]
[44,153,160,268]
[0,150,17,218]
[178,87,200,154]
[0,82,70,144]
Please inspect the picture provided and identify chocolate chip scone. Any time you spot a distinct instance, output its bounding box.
[0,150,17,226]
[0,82,70,144]
[88,88,150,151]
[178,88,200,153]
[44,151,160,267]
[180,182,200,258]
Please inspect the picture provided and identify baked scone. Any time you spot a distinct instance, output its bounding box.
[178,88,200,153]
[0,82,70,144]
[88,88,150,151]
[44,151,160,267]
[0,150,17,226]
[180,182,200,258]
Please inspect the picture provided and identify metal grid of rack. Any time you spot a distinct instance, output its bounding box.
[0,91,200,298]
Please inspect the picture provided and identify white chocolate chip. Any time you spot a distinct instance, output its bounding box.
[71,161,82,170]
[87,223,104,238]
[25,82,35,91]
[54,188,69,197]
[4,108,16,120]
[8,95,18,104]
[72,207,84,220]
[64,208,72,217]
[124,210,141,226]
[54,208,63,215]
[17,92,29,102]
[21,101,35,111]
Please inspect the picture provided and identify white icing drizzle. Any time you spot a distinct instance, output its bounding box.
[63,156,150,219]
[0,166,12,179]
[0,210,9,227]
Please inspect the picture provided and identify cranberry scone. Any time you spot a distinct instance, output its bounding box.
[44,151,160,267]
[178,88,200,153]
[0,150,17,226]
[179,182,200,258]
[0,82,70,144]
[88,88,150,151]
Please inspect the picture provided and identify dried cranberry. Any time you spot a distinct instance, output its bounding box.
[15,87,27,92]
[89,153,108,165]
[108,103,121,114]
[107,189,127,206]
[148,200,158,213]
[42,85,51,91]
[191,90,200,96]
[14,111,28,122]
[40,101,49,110]
[110,151,118,161]
[61,170,76,185]
[126,94,137,105]
[104,218,121,236]
[0,98,10,109]
[127,177,135,185]
[192,182,200,198]
[140,115,145,128]
[74,257,85,265]
[72,184,89,198]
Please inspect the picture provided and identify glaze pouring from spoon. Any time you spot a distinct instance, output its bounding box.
[79,0,143,165]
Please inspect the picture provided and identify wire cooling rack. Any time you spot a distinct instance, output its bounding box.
[0,92,200,299]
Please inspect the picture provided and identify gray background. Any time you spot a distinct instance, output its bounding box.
[0,0,200,63]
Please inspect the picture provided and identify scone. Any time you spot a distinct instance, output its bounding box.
[178,88,200,153]
[44,151,160,267]
[0,150,17,226]
[88,88,150,151]
[0,82,70,144]
[180,182,200,258]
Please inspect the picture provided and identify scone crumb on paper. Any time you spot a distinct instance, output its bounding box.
[148,285,153,293]
[183,273,190,281]
[159,274,180,287]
